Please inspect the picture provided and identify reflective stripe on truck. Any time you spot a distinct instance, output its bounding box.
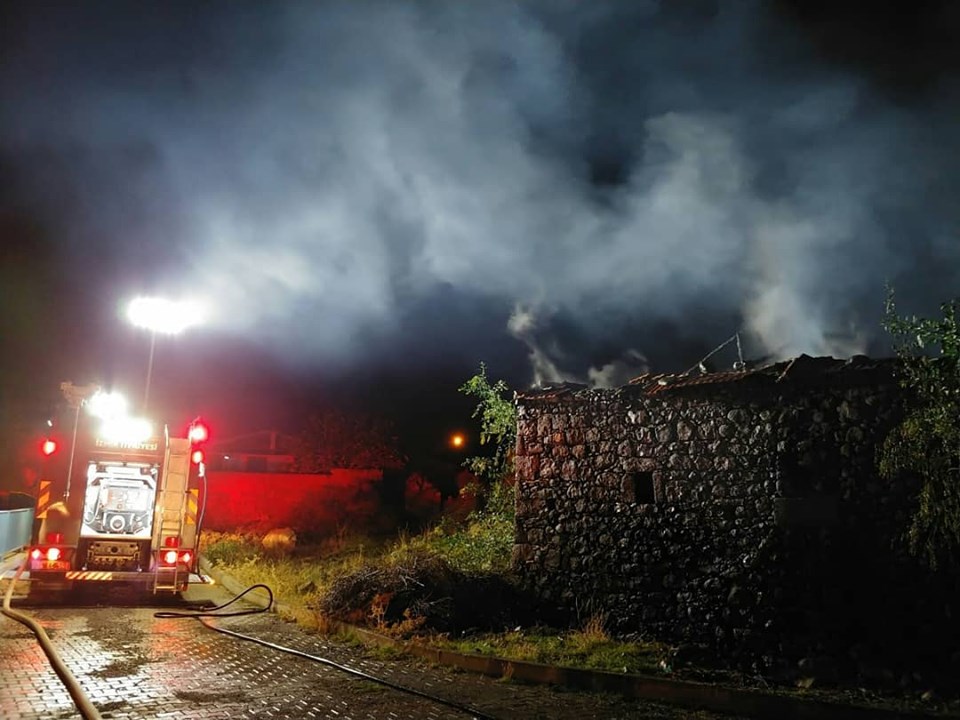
[65,571,114,581]
[36,480,52,519]
[185,488,199,525]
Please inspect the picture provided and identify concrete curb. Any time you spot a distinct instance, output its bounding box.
[199,558,946,720]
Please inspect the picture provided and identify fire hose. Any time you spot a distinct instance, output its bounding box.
[2,565,497,719]
[156,582,499,720]
[2,556,103,720]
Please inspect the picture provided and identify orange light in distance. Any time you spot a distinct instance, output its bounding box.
[450,433,465,449]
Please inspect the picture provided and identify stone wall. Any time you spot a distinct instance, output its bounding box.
[513,369,954,669]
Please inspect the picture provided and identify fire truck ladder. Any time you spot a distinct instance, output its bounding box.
[153,434,191,593]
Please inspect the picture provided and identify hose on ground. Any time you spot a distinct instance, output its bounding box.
[157,583,498,720]
[1,557,103,720]
[153,582,275,619]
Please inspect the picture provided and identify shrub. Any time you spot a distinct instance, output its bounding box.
[459,363,516,486]
[881,293,960,570]
[405,480,515,574]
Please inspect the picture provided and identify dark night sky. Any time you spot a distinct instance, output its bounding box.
[1,1,958,464]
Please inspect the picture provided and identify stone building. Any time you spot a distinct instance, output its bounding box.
[513,355,955,669]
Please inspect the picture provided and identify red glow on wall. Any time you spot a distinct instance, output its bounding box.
[202,469,383,533]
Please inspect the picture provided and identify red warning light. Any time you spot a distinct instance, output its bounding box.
[41,439,57,456]
[188,420,209,444]
[191,449,204,465]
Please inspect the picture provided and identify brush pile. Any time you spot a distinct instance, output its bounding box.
[318,548,535,637]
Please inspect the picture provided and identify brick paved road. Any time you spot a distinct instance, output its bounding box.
[0,584,739,720]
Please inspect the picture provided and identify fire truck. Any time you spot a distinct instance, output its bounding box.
[29,383,207,595]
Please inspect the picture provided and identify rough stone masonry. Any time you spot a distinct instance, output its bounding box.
[513,355,957,671]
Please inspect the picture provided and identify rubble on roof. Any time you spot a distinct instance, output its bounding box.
[516,355,897,400]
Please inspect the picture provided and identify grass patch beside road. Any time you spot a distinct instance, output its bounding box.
[200,530,388,608]
[434,624,673,675]
[201,528,669,676]
[196,487,669,677]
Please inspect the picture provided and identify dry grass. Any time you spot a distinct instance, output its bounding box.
[200,530,385,610]
[201,529,668,675]
[433,625,671,675]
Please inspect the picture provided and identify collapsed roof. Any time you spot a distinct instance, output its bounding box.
[517,355,898,401]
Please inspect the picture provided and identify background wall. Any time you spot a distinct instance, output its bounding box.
[201,468,384,535]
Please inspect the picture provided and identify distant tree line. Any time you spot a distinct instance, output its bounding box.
[291,407,406,473]
[288,363,519,524]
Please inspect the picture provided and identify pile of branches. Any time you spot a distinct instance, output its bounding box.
[318,549,536,636]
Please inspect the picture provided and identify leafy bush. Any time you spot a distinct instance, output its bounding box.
[459,363,516,484]
[881,293,960,570]
[403,479,515,574]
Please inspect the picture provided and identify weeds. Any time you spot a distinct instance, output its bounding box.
[370,592,391,629]
[201,530,386,609]
[434,627,671,676]
[399,480,515,574]
[577,612,610,642]
[200,531,261,565]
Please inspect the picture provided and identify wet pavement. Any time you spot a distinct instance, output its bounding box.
[0,579,738,719]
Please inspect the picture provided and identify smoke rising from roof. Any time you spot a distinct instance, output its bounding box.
[2,1,958,391]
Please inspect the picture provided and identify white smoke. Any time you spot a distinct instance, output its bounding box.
[507,304,575,388]
[588,350,650,389]
[2,0,958,383]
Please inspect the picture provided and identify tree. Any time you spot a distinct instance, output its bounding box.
[292,407,405,473]
[880,292,960,570]
[459,363,516,484]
